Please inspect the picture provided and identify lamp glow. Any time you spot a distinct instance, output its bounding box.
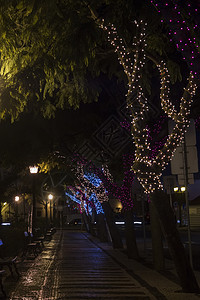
[29,166,38,174]
[48,194,53,200]
[15,196,19,202]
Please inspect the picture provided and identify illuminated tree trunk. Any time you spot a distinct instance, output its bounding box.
[152,191,199,293]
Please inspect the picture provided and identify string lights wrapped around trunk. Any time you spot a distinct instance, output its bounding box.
[92,13,198,194]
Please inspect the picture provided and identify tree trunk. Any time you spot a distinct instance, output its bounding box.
[124,209,139,259]
[81,212,89,232]
[152,191,199,293]
[82,212,95,235]
[150,201,165,270]
[96,213,108,242]
[102,202,123,249]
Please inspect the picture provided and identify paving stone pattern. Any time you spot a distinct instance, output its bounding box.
[8,230,156,300]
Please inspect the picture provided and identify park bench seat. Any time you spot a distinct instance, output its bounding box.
[0,239,20,277]
[45,227,56,241]
[23,232,40,258]
[30,233,44,250]
[0,270,6,297]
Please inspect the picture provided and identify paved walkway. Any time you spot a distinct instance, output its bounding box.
[2,229,200,299]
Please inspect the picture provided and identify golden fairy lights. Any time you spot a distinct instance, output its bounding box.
[102,164,113,183]
[99,18,197,194]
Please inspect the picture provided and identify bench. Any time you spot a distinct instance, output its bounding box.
[0,270,6,297]
[31,232,45,248]
[22,232,40,259]
[45,227,56,241]
[29,233,44,250]
[0,239,20,278]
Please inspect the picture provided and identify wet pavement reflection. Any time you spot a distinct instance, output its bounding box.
[3,230,155,299]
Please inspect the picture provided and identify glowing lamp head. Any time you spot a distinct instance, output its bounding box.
[181,186,186,192]
[15,196,19,202]
[29,166,38,174]
[48,194,53,200]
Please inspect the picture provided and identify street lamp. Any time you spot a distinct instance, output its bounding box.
[174,186,186,192]
[180,186,186,192]
[29,166,38,174]
[173,186,186,226]
[29,165,38,234]
[174,185,193,268]
[45,196,48,231]
[48,194,53,224]
[15,196,20,222]
[15,196,19,202]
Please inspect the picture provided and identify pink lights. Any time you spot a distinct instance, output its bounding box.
[152,0,200,75]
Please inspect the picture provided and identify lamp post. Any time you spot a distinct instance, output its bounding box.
[174,185,193,268]
[48,194,53,224]
[29,166,38,234]
[173,186,185,226]
[15,195,19,222]
[45,196,48,231]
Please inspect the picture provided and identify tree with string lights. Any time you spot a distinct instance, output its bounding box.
[84,153,140,258]
[87,2,200,293]
[72,161,122,246]
[65,185,96,233]
[72,153,140,256]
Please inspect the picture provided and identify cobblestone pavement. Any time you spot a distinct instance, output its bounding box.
[2,229,200,299]
[4,230,157,300]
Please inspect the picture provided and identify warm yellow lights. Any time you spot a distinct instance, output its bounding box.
[48,194,53,200]
[15,196,19,202]
[174,186,186,193]
[99,18,197,194]
[29,166,38,174]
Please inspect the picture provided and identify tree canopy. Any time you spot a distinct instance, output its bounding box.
[0,0,193,123]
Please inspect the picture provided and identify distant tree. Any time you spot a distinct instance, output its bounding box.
[73,161,122,247]
[73,154,139,258]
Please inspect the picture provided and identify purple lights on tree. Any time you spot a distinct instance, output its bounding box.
[150,0,200,76]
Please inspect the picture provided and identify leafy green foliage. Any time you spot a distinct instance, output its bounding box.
[0,0,105,119]
[0,0,191,123]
